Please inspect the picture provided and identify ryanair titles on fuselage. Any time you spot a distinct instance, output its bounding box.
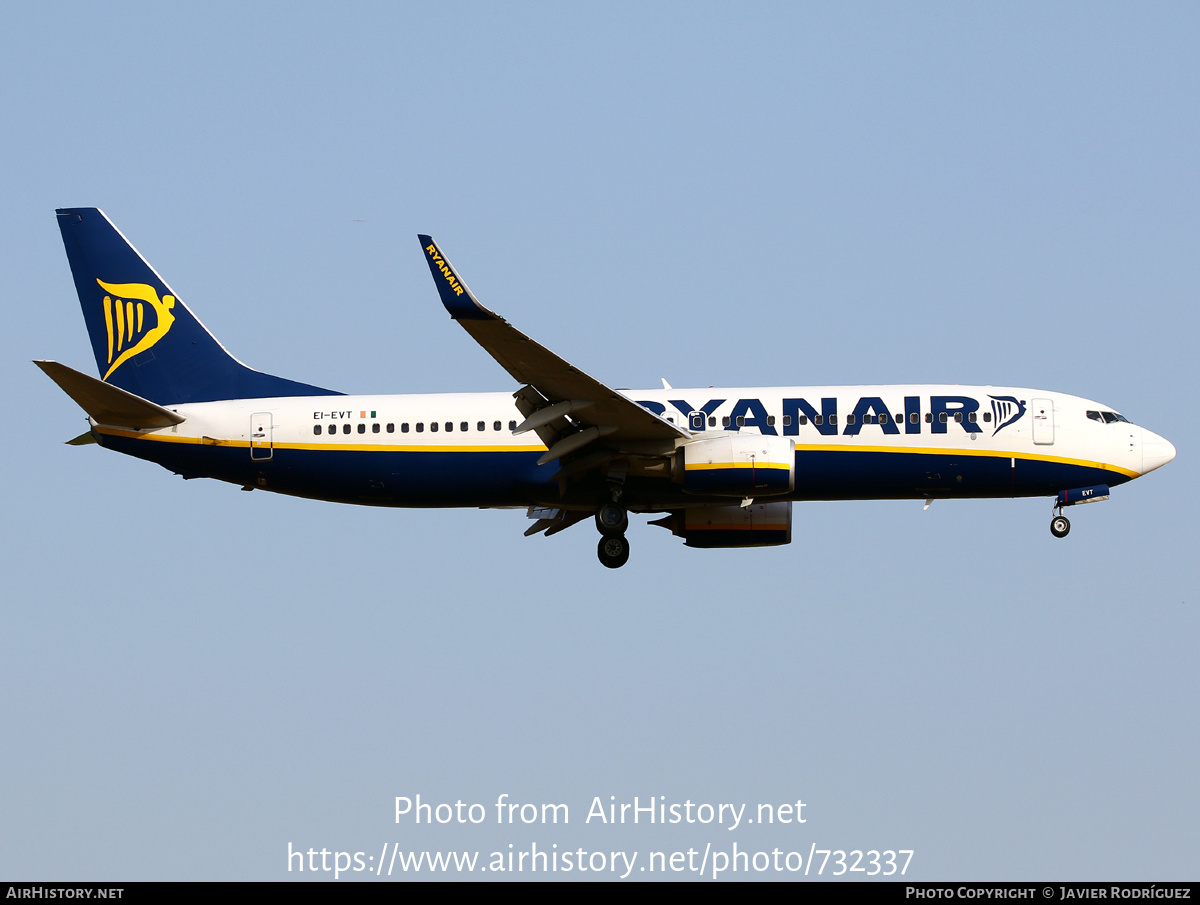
[636,393,1026,436]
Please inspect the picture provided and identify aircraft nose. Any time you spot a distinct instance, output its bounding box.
[1141,428,1177,475]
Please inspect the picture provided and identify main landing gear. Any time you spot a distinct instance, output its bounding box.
[597,534,630,569]
[1050,514,1071,538]
[595,490,630,569]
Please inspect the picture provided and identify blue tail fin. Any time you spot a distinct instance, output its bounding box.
[55,208,341,404]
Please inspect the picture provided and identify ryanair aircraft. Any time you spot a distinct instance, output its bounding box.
[39,208,1176,568]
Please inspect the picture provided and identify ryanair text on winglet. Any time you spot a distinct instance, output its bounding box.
[426,244,465,296]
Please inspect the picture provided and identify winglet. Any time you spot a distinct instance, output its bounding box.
[417,235,498,321]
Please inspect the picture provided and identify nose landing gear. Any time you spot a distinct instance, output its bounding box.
[1049,484,1109,538]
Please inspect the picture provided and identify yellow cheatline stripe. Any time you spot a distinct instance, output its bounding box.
[282,441,546,453]
[94,427,1138,477]
[792,442,1139,479]
[685,461,792,471]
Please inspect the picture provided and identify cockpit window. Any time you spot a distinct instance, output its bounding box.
[1087,411,1103,422]
[1102,411,1130,424]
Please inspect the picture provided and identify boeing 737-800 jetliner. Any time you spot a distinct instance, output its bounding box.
[38,208,1176,567]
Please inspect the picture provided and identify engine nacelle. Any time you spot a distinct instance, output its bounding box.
[678,434,795,497]
[651,502,793,548]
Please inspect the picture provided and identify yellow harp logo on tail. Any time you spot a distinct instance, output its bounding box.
[97,279,176,381]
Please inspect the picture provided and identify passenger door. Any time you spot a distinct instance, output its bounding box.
[250,411,273,460]
[1031,398,1054,445]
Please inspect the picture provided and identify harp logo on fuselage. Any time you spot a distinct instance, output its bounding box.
[96,279,176,381]
[988,395,1027,436]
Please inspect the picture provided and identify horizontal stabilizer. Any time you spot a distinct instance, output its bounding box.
[34,360,185,430]
[65,431,98,446]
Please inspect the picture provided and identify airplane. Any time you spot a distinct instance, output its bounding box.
[38,208,1176,569]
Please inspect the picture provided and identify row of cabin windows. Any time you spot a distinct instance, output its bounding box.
[312,409,995,437]
[313,420,519,436]
[709,411,989,427]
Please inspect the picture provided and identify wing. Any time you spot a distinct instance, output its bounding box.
[417,236,688,466]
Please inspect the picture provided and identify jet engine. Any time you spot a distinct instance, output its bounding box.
[650,501,792,548]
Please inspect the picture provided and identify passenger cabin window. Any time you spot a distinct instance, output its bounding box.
[939,413,948,423]
[708,417,716,427]
[910,413,918,424]
[767,415,776,426]
[925,413,933,423]
[342,424,351,434]
[461,422,469,432]
[509,420,517,430]
[828,414,837,426]
[327,424,336,435]
[736,416,745,426]
[401,423,410,433]
[416,423,424,433]
[431,422,438,432]
[313,425,321,435]
[813,415,822,426]
[953,412,962,423]
[372,423,380,433]
[477,421,485,431]
[968,412,977,423]
[358,423,366,433]
[444,422,452,432]
[846,414,856,425]
[494,421,502,431]
[983,412,992,423]
[387,423,395,433]
[722,416,730,427]
[799,415,808,425]
[782,415,792,427]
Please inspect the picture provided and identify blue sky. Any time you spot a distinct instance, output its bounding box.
[2,2,1197,880]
